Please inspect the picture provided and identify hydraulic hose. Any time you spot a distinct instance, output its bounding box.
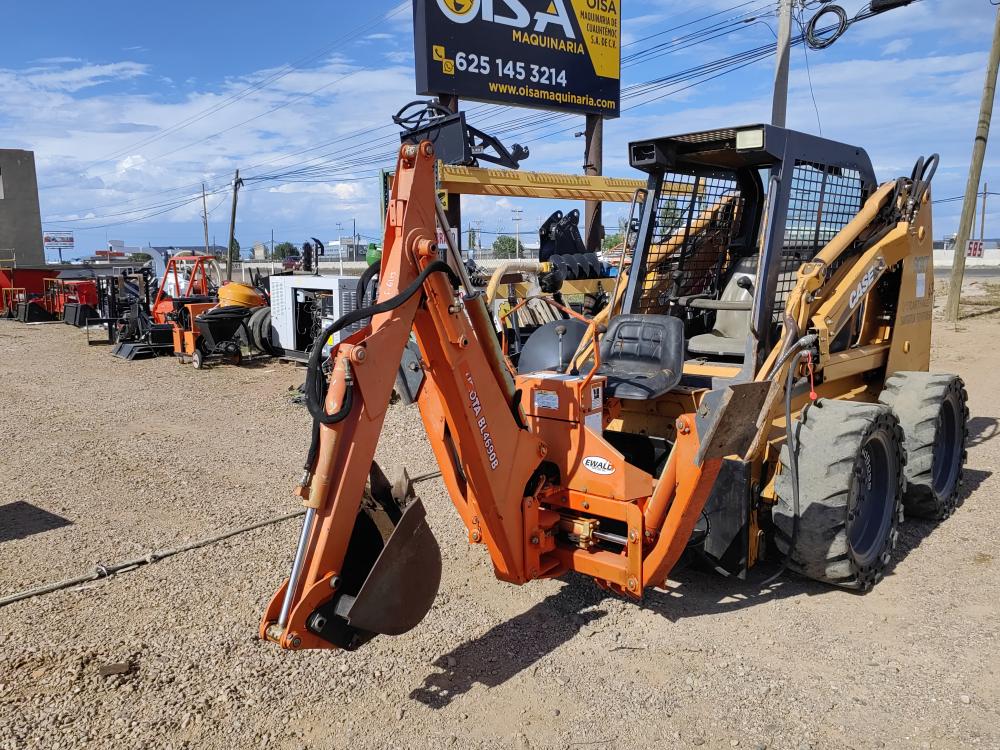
[762,333,817,588]
[908,153,939,219]
[356,259,381,306]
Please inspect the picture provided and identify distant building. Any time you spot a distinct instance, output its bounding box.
[77,239,144,264]
[0,149,45,265]
[321,237,365,263]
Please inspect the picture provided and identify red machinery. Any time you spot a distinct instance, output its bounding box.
[46,279,99,326]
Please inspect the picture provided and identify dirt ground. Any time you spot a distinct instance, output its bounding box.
[1,283,998,750]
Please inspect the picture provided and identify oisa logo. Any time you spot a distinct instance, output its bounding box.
[438,0,476,17]
[435,0,576,39]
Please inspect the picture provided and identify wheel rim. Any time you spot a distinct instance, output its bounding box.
[847,431,895,568]
[931,392,962,498]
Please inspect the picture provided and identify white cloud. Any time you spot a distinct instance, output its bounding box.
[18,61,148,92]
[881,38,912,56]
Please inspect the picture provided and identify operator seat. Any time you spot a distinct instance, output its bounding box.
[687,256,756,359]
[596,314,684,400]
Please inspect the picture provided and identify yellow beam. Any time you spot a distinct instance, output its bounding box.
[439,164,646,202]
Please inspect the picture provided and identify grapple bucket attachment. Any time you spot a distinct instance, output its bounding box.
[304,467,442,651]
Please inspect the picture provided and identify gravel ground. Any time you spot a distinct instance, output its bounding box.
[1,289,998,750]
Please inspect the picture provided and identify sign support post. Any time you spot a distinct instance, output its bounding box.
[584,113,603,253]
[439,93,462,254]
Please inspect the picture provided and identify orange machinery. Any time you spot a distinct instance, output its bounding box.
[2,287,26,318]
[52,279,100,326]
[151,255,218,361]
[260,142,730,652]
[12,278,98,322]
[150,255,266,367]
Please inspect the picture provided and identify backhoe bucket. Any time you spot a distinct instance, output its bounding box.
[304,469,442,651]
[333,498,441,636]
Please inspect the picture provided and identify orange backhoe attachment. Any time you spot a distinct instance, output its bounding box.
[260,142,725,652]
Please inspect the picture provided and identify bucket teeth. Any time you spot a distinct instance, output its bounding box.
[391,467,415,506]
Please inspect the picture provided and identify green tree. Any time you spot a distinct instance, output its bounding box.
[491,234,524,259]
[602,232,623,251]
[272,241,298,260]
[128,252,152,262]
[657,197,686,233]
[228,237,241,261]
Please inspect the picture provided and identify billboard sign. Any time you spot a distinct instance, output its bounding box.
[413,0,621,118]
[43,231,74,252]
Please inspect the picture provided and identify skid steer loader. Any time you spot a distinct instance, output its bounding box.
[261,125,969,652]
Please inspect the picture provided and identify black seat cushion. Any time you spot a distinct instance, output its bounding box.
[516,318,589,374]
[597,314,684,400]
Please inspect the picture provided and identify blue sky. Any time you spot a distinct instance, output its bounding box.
[0,0,996,259]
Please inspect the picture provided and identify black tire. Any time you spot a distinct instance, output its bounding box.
[878,372,969,520]
[192,349,204,370]
[772,399,905,591]
[257,308,274,355]
[247,305,270,352]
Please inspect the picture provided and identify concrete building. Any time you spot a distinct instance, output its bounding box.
[0,150,44,266]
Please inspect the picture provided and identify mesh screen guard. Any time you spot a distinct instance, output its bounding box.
[633,172,746,315]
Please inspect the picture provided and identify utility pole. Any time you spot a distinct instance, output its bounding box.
[946,6,1000,323]
[583,114,604,252]
[352,217,357,262]
[201,183,210,257]
[336,221,344,275]
[512,208,523,260]
[772,0,794,127]
[225,169,242,282]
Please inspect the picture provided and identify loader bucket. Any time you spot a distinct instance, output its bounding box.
[304,479,442,651]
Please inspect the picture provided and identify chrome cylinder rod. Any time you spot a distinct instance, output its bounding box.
[277,507,317,630]
[434,196,476,296]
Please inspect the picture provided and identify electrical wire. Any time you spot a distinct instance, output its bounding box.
[805,4,849,49]
[795,6,824,135]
